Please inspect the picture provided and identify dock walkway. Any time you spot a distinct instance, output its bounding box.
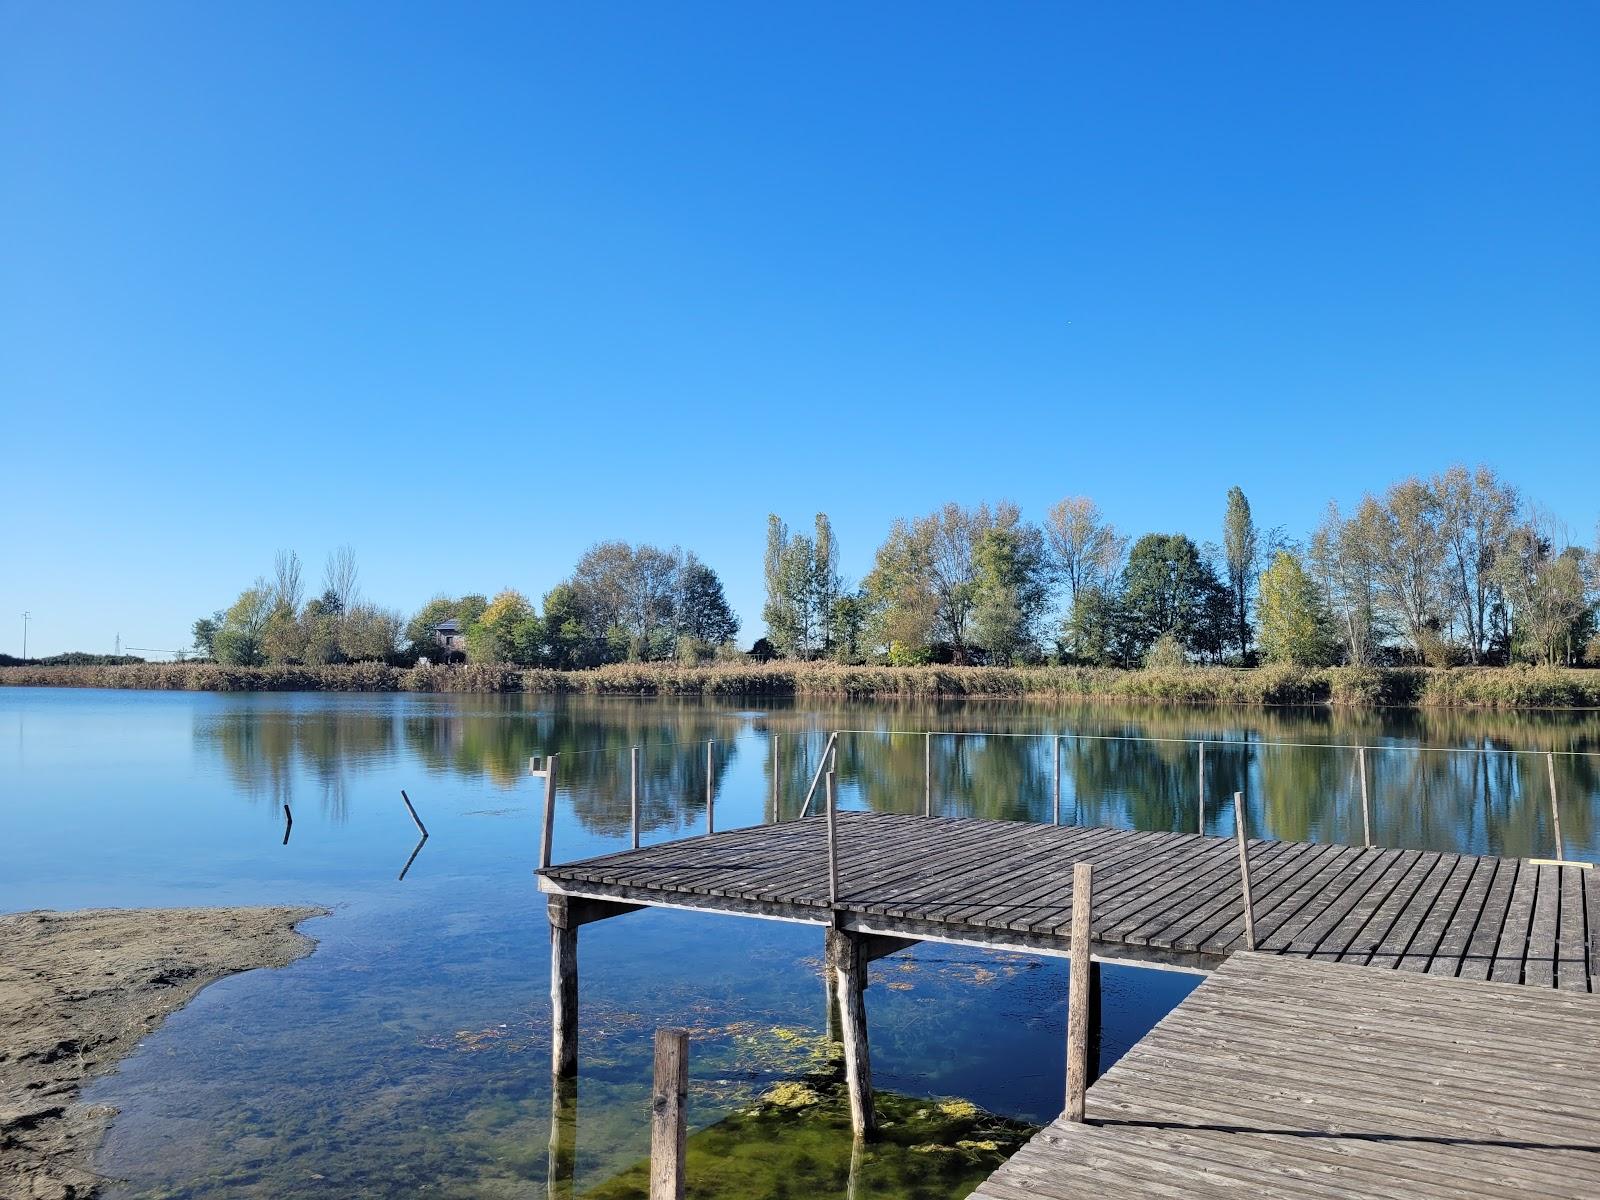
[539,811,1596,988]
[973,952,1600,1199]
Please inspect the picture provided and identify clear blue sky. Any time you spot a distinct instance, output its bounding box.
[3,2,1596,656]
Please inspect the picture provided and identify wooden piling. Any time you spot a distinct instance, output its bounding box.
[1065,862,1095,1121]
[826,770,839,908]
[1547,751,1565,862]
[1233,790,1256,951]
[537,753,560,870]
[1358,745,1372,848]
[401,789,428,837]
[650,1029,689,1200]
[630,746,641,850]
[826,928,876,1136]
[1196,741,1205,834]
[705,740,715,836]
[549,895,579,1078]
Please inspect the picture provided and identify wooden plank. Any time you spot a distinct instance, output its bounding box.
[1419,855,1497,977]
[1317,850,1446,964]
[974,954,1600,1200]
[1280,848,1420,959]
[1554,864,1587,991]
[1522,863,1560,989]
[1365,853,1465,969]
[1490,858,1539,984]
[1134,839,1322,951]
[1114,838,1307,946]
[1455,855,1519,981]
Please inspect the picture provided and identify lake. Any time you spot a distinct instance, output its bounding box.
[4,687,1598,1197]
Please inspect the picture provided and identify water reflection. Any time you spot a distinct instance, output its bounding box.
[194,696,1600,862]
[14,688,1591,1199]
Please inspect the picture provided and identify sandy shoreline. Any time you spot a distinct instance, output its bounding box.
[0,906,325,1199]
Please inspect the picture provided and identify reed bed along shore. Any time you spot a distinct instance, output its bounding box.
[4,661,1600,709]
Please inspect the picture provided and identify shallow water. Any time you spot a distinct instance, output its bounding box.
[2,688,1597,1197]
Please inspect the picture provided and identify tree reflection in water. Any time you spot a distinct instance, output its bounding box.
[195,695,1600,859]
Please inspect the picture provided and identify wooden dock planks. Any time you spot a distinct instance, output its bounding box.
[538,811,1595,990]
[971,954,1600,1200]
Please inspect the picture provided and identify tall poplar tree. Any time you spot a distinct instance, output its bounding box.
[1222,486,1257,661]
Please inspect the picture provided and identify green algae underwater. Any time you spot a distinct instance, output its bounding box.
[580,1084,1035,1200]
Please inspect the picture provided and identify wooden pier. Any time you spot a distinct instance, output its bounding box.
[973,953,1600,1199]
[539,811,1595,984]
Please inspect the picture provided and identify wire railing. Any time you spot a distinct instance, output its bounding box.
[535,725,1598,871]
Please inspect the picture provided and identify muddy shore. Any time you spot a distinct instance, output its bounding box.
[0,906,324,1199]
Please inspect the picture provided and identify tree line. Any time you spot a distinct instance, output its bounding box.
[193,543,740,668]
[189,463,1598,671]
[761,465,1598,669]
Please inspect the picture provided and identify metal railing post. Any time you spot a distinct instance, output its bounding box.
[1233,790,1256,951]
[825,769,839,907]
[1547,751,1565,861]
[1358,745,1372,848]
[1053,735,1062,826]
[798,731,839,818]
[630,746,641,850]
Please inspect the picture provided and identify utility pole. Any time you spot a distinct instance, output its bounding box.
[21,612,28,662]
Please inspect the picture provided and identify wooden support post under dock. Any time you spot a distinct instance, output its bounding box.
[548,894,644,1080]
[551,915,578,1079]
[825,927,876,1137]
[650,1029,688,1200]
[547,1078,577,1200]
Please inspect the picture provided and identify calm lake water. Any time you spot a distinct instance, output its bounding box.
[3,687,1599,1198]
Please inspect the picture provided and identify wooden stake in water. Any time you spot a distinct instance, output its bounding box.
[1358,746,1372,848]
[400,789,428,837]
[1547,751,1565,862]
[650,1029,689,1200]
[1233,790,1256,951]
[630,746,641,850]
[1197,741,1205,835]
[705,740,715,837]
[1065,861,1094,1121]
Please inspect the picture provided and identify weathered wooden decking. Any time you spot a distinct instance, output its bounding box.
[538,811,1596,989]
[973,953,1600,1199]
